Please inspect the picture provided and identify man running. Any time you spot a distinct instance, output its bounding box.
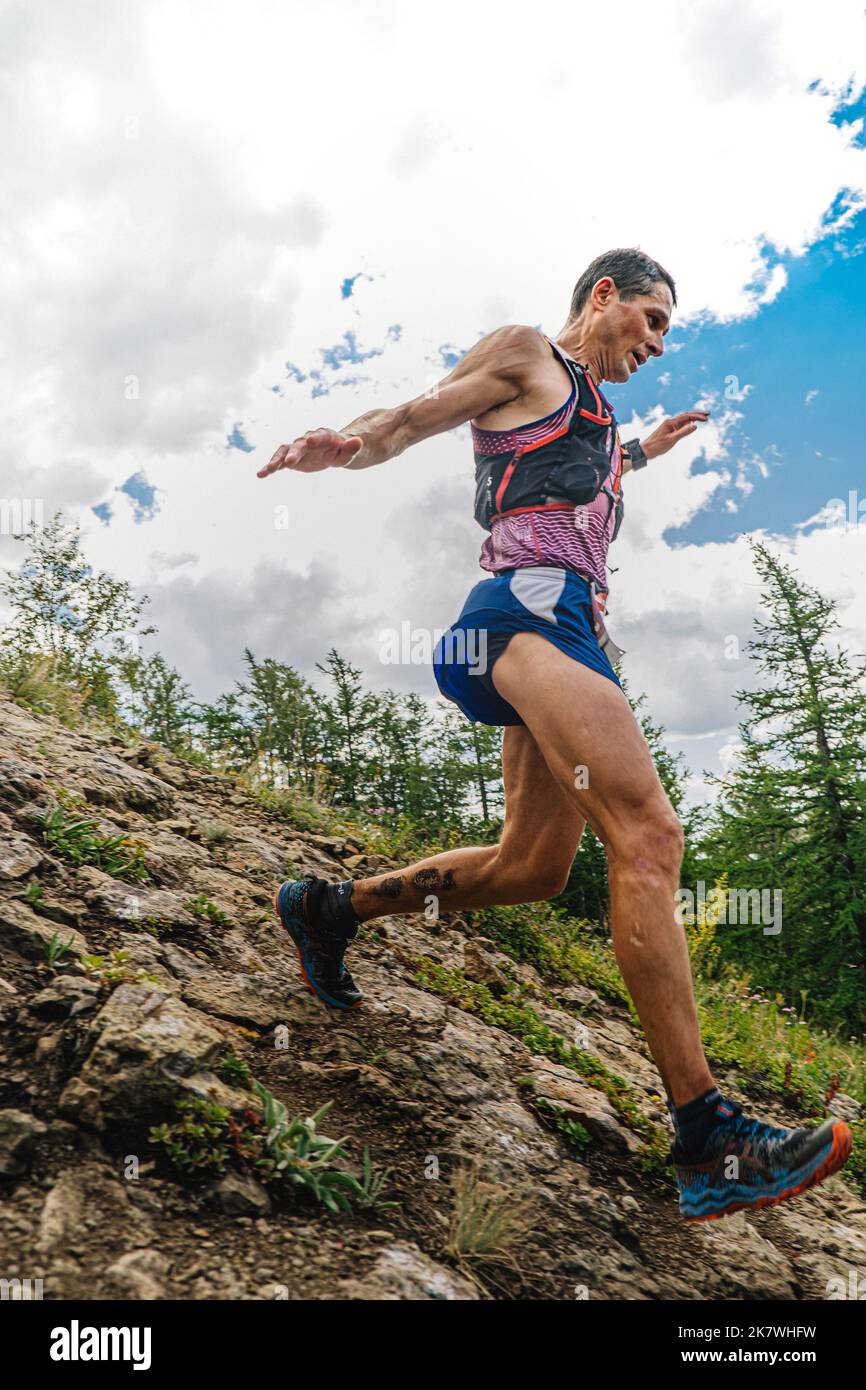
[257,248,852,1221]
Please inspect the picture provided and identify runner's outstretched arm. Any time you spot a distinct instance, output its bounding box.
[256,324,549,478]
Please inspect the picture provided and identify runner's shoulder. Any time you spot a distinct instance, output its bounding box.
[468,323,552,387]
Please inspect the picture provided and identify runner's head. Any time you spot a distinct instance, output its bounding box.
[565,248,676,384]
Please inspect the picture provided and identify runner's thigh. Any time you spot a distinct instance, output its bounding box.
[492,633,675,848]
[498,724,586,876]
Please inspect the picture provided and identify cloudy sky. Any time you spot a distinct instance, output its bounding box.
[2,0,865,799]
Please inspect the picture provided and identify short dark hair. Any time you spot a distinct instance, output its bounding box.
[569,247,677,319]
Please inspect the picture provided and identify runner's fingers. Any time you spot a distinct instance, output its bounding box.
[332,435,363,466]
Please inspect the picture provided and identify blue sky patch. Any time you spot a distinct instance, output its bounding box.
[340,271,375,299]
[603,206,866,547]
[119,471,159,523]
[226,422,255,453]
[320,329,385,370]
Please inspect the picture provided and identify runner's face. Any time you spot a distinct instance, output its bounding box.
[595,282,673,384]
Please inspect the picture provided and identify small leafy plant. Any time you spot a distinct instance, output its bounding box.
[251,1081,363,1214]
[536,1097,591,1151]
[41,795,148,883]
[79,949,157,987]
[201,822,232,845]
[43,932,74,968]
[25,881,46,910]
[355,1146,398,1210]
[218,1051,252,1088]
[447,1165,530,1268]
[150,1099,235,1177]
[185,894,231,927]
[150,1082,382,1217]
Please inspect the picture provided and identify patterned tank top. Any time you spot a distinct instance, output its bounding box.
[473,336,622,590]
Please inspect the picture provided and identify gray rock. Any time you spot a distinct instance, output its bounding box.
[181,972,307,1028]
[0,755,46,808]
[213,1171,272,1216]
[0,1108,47,1176]
[828,1093,862,1125]
[338,1243,480,1300]
[462,941,509,995]
[0,834,43,879]
[557,983,601,1009]
[528,1061,643,1154]
[103,1248,169,1300]
[58,981,238,1129]
[28,975,102,1020]
[80,751,176,817]
[76,870,203,933]
[0,899,88,961]
[38,1164,153,1256]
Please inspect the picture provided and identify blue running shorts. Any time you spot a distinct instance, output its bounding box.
[432,566,621,727]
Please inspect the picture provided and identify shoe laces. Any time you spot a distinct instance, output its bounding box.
[725,1107,792,1159]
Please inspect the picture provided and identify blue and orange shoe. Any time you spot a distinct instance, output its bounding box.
[274,878,363,1010]
[674,1098,852,1222]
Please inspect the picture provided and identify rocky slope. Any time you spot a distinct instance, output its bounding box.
[1,689,865,1301]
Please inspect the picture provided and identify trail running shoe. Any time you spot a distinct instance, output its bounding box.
[674,1098,852,1222]
[274,878,363,1010]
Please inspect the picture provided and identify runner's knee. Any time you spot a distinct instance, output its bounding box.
[609,803,684,878]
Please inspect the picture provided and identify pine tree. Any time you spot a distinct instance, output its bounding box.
[698,541,866,1028]
[119,652,195,753]
[236,651,323,791]
[316,649,380,808]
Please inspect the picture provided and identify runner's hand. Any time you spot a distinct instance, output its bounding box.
[257,429,364,478]
[642,411,710,460]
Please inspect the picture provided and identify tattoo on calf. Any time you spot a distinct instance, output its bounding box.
[372,875,404,899]
[412,867,457,892]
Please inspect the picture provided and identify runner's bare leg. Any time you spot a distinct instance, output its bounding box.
[490,634,714,1106]
[351,723,585,915]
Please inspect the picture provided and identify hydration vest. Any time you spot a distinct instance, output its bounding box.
[473,341,623,538]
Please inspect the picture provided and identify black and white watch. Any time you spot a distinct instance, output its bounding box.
[622,438,648,471]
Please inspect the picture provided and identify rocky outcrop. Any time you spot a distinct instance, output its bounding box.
[1,688,865,1302]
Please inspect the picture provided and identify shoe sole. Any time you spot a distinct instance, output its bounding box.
[683,1119,853,1223]
[273,885,363,1012]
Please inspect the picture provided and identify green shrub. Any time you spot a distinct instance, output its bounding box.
[41,799,148,883]
[184,894,231,926]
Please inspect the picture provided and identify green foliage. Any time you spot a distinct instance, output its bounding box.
[536,1097,592,1151]
[354,1147,398,1211]
[25,881,45,910]
[184,894,231,926]
[201,821,232,845]
[448,1165,530,1266]
[116,651,196,754]
[150,1099,235,1178]
[43,932,73,968]
[474,900,629,1004]
[0,512,155,721]
[78,949,157,987]
[218,1052,252,1087]
[250,1081,365,1213]
[41,798,149,883]
[150,1085,369,1215]
[695,541,866,1030]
